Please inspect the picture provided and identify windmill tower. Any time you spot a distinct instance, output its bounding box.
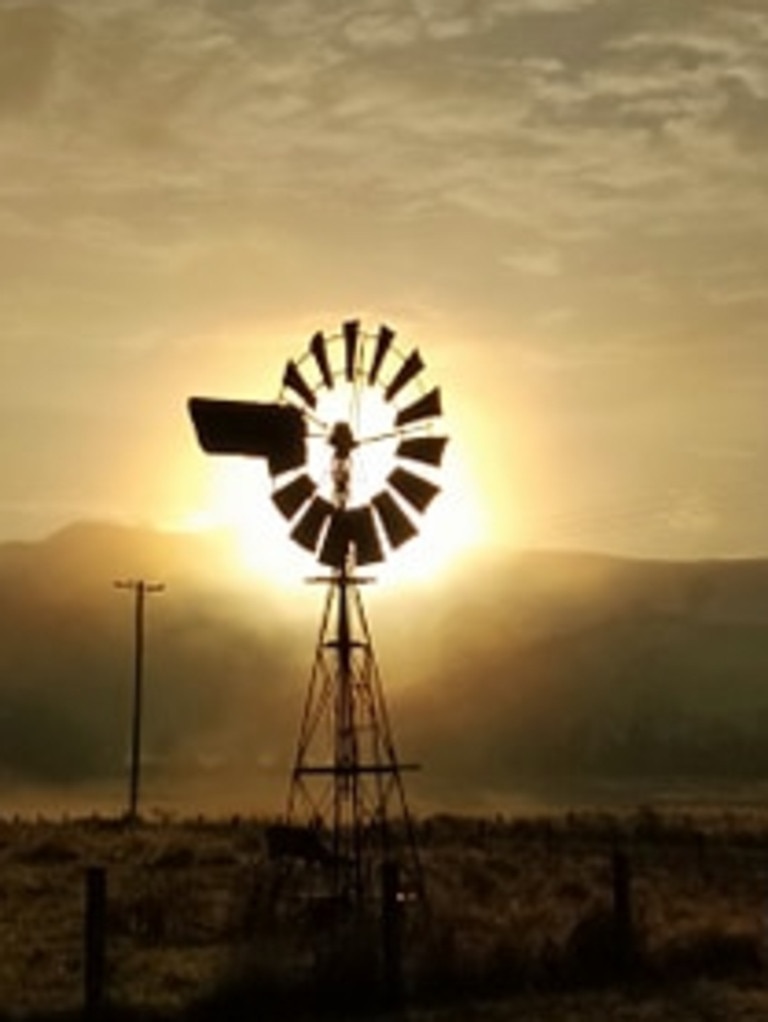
[188,320,447,911]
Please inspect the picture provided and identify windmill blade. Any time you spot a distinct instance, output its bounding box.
[310,332,333,389]
[388,467,440,513]
[396,436,448,467]
[283,361,317,409]
[188,398,306,475]
[343,319,359,382]
[291,496,333,552]
[372,490,418,548]
[349,506,384,565]
[319,510,352,568]
[368,325,394,385]
[272,473,316,520]
[395,387,442,428]
[385,350,424,402]
[319,506,384,567]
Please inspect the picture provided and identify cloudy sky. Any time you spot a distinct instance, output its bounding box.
[2,0,768,579]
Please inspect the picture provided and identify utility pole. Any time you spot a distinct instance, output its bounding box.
[114,579,165,822]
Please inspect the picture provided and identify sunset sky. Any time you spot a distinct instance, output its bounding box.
[2,0,768,583]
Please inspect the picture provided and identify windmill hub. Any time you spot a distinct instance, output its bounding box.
[328,420,356,458]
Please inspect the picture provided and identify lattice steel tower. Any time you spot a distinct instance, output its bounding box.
[188,319,447,908]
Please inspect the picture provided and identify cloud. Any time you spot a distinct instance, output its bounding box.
[0,3,66,114]
[5,0,765,262]
[343,11,423,49]
[501,249,562,277]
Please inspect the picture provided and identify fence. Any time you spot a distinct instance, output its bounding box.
[1,810,767,1016]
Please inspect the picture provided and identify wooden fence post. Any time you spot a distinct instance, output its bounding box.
[381,859,404,1008]
[84,866,107,1015]
[611,848,634,974]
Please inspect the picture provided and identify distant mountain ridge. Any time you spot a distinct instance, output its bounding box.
[0,522,295,796]
[406,548,768,803]
[2,522,768,811]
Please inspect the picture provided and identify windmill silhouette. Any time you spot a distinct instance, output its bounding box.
[189,319,447,910]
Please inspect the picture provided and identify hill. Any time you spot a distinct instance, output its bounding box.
[406,550,768,806]
[1,523,768,813]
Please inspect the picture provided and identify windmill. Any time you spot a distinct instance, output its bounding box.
[188,319,447,911]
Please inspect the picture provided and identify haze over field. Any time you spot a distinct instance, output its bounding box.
[3,524,768,816]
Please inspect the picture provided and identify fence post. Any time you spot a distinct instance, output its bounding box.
[84,866,107,1016]
[381,859,404,1008]
[611,848,634,974]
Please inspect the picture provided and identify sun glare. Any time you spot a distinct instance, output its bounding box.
[178,438,484,590]
[177,326,491,588]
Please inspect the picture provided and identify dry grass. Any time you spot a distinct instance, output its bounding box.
[0,808,768,1018]
[413,810,768,998]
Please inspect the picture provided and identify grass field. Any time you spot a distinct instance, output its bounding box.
[2,807,768,1019]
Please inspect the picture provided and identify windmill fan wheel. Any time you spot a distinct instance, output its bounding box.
[270,319,448,569]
